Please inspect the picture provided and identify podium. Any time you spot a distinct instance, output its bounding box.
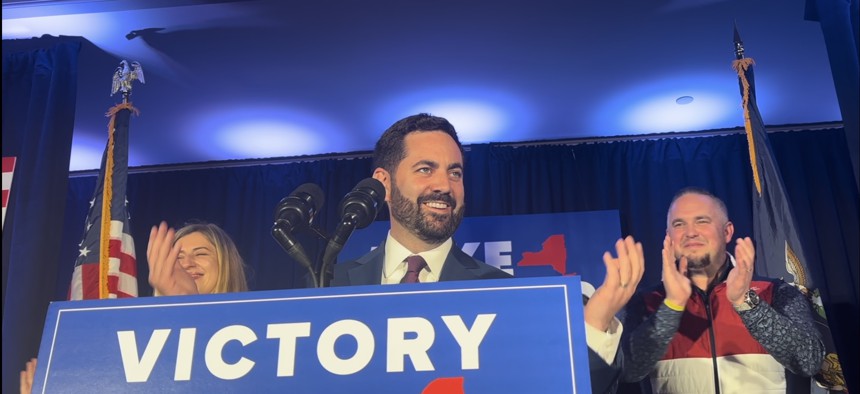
[33,276,592,393]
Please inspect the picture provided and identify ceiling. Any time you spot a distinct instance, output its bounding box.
[2,0,842,171]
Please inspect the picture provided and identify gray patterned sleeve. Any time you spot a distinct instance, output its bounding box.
[620,296,683,383]
[738,282,825,376]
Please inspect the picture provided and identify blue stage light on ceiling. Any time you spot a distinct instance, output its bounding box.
[216,121,322,157]
[69,132,150,172]
[623,91,733,132]
[69,139,104,172]
[2,12,116,40]
[408,100,507,143]
[376,86,535,144]
[1,20,32,37]
[187,105,348,160]
[593,73,740,134]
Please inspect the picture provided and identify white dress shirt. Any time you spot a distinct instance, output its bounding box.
[581,281,623,364]
[380,231,452,284]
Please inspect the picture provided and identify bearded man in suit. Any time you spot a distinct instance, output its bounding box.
[332,113,643,393]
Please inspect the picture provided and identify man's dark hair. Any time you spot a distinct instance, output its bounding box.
[373,113,463,173]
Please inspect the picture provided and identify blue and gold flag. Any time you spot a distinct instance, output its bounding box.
[733,28,846,392]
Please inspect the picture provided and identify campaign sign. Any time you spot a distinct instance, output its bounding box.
[34,276,591,393]
[341,211,621,286]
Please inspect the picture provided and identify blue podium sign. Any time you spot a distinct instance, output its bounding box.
[34,276,591,393]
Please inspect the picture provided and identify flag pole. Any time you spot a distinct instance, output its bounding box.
[99,60,142,298]
[70,60,142,300]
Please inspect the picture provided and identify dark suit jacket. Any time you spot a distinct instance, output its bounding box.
[588,324,624,394]
[330,239,622,393]
[331,240,511,286]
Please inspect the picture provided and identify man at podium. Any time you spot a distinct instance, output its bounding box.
[333,113,645,393]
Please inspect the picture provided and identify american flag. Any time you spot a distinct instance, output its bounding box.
[733,27,846,392]
[2,156,15,230]
[69,103,138,300]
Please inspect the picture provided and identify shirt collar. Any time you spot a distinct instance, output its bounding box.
[382,231,453,279]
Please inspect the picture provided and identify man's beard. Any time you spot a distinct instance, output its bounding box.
[682,253,712,274]
[389,182,464,245]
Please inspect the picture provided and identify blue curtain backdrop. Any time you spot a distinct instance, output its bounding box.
[54,127,860,392]
[2,36,80,394]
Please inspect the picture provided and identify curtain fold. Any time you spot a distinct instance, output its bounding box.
[2,36,81,394]
[806,0,860,192]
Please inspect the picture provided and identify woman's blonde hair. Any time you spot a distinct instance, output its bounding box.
[174,222,248,293]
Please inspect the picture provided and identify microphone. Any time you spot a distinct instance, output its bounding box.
[318,178,386,287]
[271,183,324,287]
[274,183,324,232]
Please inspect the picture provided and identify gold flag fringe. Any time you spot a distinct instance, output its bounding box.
[98,102,138,299]
[732,58,762,196]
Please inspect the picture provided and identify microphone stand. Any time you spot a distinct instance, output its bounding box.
[317,214,358,288]
[272,222,318,288]
[309,225,330,288]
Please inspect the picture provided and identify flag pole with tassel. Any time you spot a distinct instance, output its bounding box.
[70,60,142,300]
[98,61,142,298]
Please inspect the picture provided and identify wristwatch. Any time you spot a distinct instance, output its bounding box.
[733,289,760,312]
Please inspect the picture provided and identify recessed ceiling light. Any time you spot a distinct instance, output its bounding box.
[676,96,694,105]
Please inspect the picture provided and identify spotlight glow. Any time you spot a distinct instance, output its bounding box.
[594,73,740,134]
[406,101,506,142]
[216,121,321,157]
[624,92,731,132]
[1,13,115,40]
[377,86,534,144]
[187,105,347,160]
[1,21,32,37]
[69,131,151,171]
[69,140,104,172]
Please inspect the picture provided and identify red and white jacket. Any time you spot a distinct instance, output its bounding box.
[621,256,824,394]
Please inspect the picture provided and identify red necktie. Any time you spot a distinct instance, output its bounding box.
[400,255,427,283]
